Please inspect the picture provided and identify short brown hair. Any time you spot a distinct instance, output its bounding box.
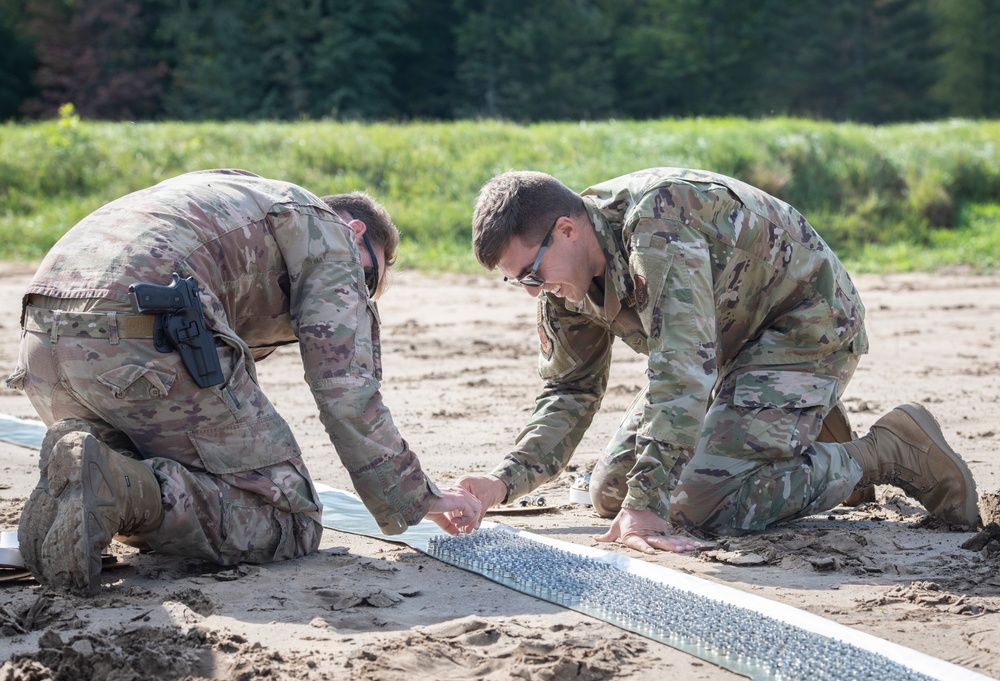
[471,171,584,269]
[322,192,399,295]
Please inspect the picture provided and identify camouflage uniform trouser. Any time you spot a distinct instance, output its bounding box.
[9,297,323,565]
[591,346,864,536]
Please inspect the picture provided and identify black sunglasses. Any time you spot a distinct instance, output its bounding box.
[504,213,568,288]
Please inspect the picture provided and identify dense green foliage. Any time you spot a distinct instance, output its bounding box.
[931,0,1000,117]
[3,0,1000,123]
[2,116,998,273]
[0,0,35,120]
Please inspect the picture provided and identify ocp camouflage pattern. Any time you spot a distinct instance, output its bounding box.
[490,168,867,528]
[8,170,440,560]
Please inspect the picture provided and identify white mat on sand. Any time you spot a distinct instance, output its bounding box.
[317,484,990,681]
[0,413,45,450]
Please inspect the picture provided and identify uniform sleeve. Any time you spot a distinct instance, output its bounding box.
[489,296,613,501]
[272,206,440,535]
[623,221,718,518]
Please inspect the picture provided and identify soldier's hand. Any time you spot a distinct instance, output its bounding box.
[594,508,701,554]
[426,485,483,535]
[455,474,507,526]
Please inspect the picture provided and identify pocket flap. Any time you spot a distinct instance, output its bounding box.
[733,370,838,410]
[188,414,299,474]
[97,365,175,398]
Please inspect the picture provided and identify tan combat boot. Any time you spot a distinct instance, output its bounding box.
[843,403,979,526]
[18,421,163,593]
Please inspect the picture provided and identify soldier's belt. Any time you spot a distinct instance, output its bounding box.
[24,306,157,341]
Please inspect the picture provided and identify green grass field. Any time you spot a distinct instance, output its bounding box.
[2,111,998,274]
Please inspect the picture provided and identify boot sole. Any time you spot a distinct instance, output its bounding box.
[896,403,980,526]
[18,419,98,588]
[18,432,117,593]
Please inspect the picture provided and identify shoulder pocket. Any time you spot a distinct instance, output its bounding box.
[628,232,670,315]
[628,232,675,339]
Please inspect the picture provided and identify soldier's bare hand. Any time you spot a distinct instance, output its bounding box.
[455,474,508,526]
[594,508,701,554]
[426,485,483,535]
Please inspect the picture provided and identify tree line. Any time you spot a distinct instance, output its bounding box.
[1,0,999,123]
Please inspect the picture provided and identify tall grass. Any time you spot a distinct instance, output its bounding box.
[2,111,999,273]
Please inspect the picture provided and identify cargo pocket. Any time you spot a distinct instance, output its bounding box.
[188,413,300,475]
[720,370,840,532]
[218,498,282,564]
[710,370,837,460]
[97,364,176,401]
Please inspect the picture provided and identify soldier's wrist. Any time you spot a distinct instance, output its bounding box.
[623,485,670,519]
[488,464,527,503]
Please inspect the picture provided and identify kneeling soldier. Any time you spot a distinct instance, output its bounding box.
[8,169,480,592]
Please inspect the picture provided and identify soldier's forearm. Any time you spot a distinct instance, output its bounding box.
[494,390,601,500]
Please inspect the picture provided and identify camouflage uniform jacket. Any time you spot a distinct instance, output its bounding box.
[490,168,868,517]
[23,169,440,533]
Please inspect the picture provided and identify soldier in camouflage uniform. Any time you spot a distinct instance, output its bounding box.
[6,169,480,592]
[460,168,978,554]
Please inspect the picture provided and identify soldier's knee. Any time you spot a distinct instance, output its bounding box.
[669,479,732,533]
[589,462,625,519]
[590,486,622,519]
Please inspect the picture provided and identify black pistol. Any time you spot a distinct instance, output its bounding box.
[128,273,225,389]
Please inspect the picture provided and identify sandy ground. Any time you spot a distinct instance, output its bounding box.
[0,261,998,680]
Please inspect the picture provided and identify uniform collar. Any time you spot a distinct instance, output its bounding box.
[583,197,637,313]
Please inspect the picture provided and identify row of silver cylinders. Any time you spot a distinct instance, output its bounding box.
[426,529,934,681]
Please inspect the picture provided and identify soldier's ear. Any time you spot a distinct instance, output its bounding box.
[346,219,367,237]
[556,215,580,242]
